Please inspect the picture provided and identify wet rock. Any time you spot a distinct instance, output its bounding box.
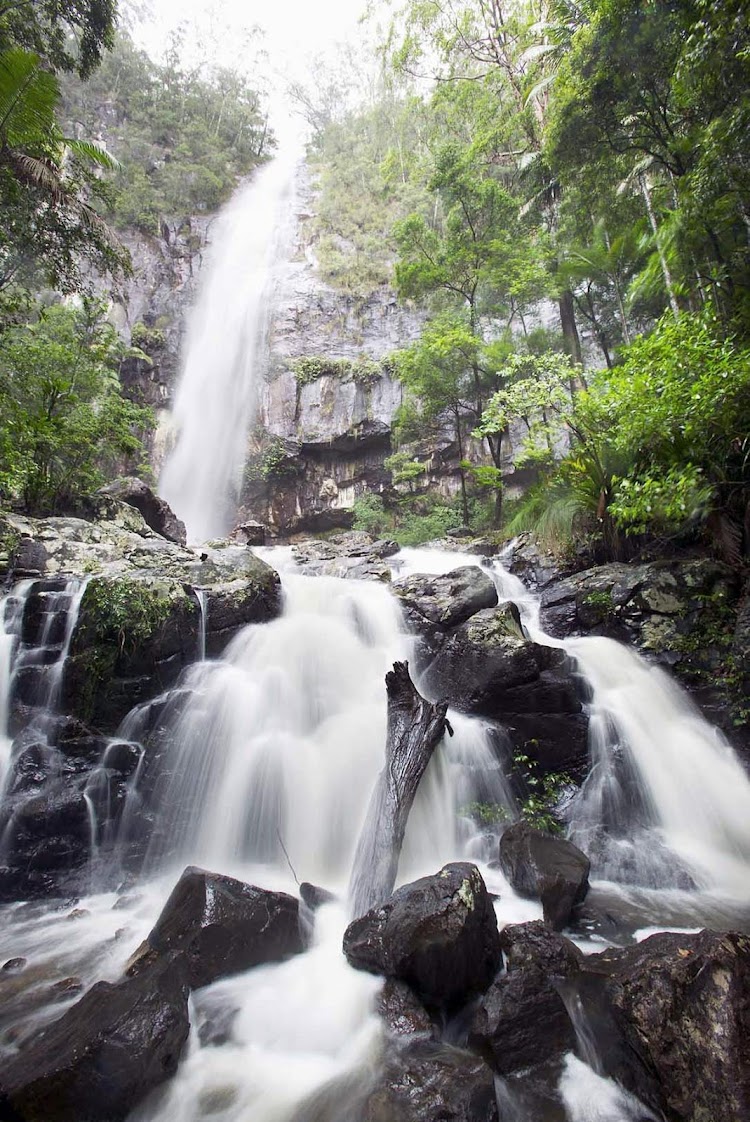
[498,822,590,930]
[299,882,336,911]
[469,922,580,1075]
[501,533,570,592]
[392,567,498,633]
[0,780,92,900]
[0,959,190,1122]
[361,1039,499,1122]
[9,535,48,578]
[233,520,267,546]
[128,866,303,989]
[343,863,501,1011]
[377,978,435,1038]
[291,532,399,581]
[424,606,588,775]
[2,958,26,974]
[203,567,282,657]
[576,929,750,1121]
[48,976,84,1001]
[97,477,187,545]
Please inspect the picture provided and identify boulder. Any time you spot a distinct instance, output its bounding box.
[233,520,267,546]
[97,477,187,545]
[0,959,190,1122]
[127,866,303,989]
[392,567,498,632]
[343,863,501,1011]
[291,532,399,581]
[8,535,49,578]
[0,779,92,901]
[360,1040,499,1122]
[424,606,588,775]
[376,978,435,1038]
[468,921,580,1076]
[498,822,591,930]
[576,929,750,1122]
[501,533,570,592]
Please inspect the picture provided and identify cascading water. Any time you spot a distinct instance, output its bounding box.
[491,550,750,925]
[4,544,748,1119]
[158,151,300,543]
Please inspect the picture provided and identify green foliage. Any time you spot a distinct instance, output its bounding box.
[0,0,116,80]
[244,437,299,484]
[0,46,128,292]
[352,493,392,537]
[290,355,389,387]
[0,299,154,513]
[512,753,571,834]
[130,322,166,355]
[384,450,427,487]
[60,31,274,233]
[81,578,174,653]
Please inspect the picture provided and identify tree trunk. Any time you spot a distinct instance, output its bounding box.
[558,288,583,375]
[348,662,450,919]
[638,173,680,320]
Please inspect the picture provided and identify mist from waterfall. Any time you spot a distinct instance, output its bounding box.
[158,152,300,544]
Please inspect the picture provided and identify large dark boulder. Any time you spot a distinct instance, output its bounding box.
[0,778,92,901]
[576,929,750,1122]
[392,567,498,632]
[424,605,588,775]
[360,1040,499,1122]
[0,959,190,1122]
[127,866,303,989]
[469,922,580,1076]
[98,477,187,545]
[498,822,590,930]
[343,863,501,1011]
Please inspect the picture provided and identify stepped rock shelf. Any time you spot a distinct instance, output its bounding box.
[0,506,749,1122]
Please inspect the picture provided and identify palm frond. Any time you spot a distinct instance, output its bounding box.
[0,48,59,148]
[64,138,120,170]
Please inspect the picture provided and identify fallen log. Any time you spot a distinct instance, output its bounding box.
[348,661,450,918]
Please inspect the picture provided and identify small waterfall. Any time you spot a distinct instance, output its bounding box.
[486,555,750,905]
[158,152,300,543]
[0,581,33,792]
[136,571,512,890]
[194,589,208,661]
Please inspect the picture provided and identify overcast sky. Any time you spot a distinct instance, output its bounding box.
[130,0,378,144]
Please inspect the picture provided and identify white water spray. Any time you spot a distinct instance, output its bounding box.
[159,152,300,543]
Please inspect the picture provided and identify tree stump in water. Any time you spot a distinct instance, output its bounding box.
[349,661,450,918]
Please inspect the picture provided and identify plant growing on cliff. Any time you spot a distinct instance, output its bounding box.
[0,299,154,513]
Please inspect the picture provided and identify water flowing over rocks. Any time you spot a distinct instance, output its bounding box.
[291,532,399,581]
[0,957,191,1122]
[359,1040,500,1122]
[343,863,501,1012]
[420,600,588,775]
[498,822,591,930]
[127,867,304,989]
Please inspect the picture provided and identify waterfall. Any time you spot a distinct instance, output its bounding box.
[488,552,750,904]
[158,152,300,544]
[139,570,513,888]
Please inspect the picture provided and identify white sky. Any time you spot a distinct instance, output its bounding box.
[130,0,381,145]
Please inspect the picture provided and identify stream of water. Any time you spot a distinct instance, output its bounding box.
[1,546,749,1120]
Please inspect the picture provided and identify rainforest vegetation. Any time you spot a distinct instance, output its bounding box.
[305,0,750,560]
[0,0,272,513]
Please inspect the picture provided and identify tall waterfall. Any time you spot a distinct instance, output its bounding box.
[158,152,299,543]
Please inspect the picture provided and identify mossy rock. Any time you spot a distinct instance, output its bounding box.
[63,576,199,731]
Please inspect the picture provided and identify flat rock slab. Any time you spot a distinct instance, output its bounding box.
[392,567,498,631]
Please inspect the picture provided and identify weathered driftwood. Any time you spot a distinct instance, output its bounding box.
[348,661,450,918]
